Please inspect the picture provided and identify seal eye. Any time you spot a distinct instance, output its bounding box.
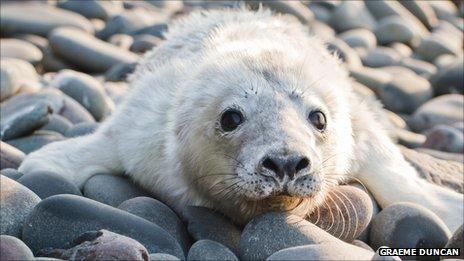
[220,109,243,132]
[308,111,326,131]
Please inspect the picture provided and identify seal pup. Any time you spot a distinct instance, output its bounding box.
[20,8,463,231]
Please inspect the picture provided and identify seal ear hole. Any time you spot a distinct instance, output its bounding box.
[308,111,326,131]
[220,108,244,132]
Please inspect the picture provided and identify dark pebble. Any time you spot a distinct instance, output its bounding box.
[59,95,96,124]
[187,240,238,261]
[18,171,82,199]
[6,130,65,154]
[0,235,34,261]
[0,141,25,170]
[65,122,99,138]
[40,115,73,135]
[444,224,463,259]
[0,168,24,180]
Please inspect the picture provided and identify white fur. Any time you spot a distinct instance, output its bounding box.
[20,8,463,231]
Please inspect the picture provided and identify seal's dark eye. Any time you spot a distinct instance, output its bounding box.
[308,111,326,131]
[220,109,243,132]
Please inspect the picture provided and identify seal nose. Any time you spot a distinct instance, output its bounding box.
[262,154,310,179]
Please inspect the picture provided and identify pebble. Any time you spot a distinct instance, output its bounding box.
[1,101,52,141]
[23,194,184,258]
[399,57,437,77]
[399,0,438,29]
[0,58,39,101]
[445,225,463,259]
[182,206,241,255]
[0,141,25,170]
[329,1,376,32]
[0,175,41,237]
[119,197,190,254]
[187,240,238,261]
[352,82,376,98]
[351,239,374,252]
[307,185,373,242]
[0,235,35,261]
[422,125,464,153]
[131,34,162,53]
[41,47,75,72]
[83,174,150,207]
[130,24,168,39]
[266,242,374,260]
[2,90,63,119]
[430,59,463,95]
[0,38,43,65]
[0,168,24,180]
[0,3,93,36]
[149,253,180,261]
[408,94,464,132]
[59,95,96,124]
[307,3,331,23]
[374,16,415,45]
[50,70,109,121]
[326,38,362,69]
[105,62,137,82]
[65,122,99,137]
[386,110,407,129]
[49,27,138,73]
[6,130,65,154]
[57,0,123,20]
[109,34,134,50]
[416,34,461,63]
[389,42,412,57]
[371,247,402,261]
[37,230,149,261]
[361,47,402,68]
[376,68,433,113]
[416,148,463,163]
[308,21,335,42]
[370,202,451,256]
[40,115,73,135]
[97,8,166,40]
[18,171,82,199]
[339,29,377,50]
[239,212,337,260]
[396,128,426,148]
[350,66,392,91]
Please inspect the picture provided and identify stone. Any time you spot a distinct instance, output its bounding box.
[83,174,149,207]
[353,82,375,98]
[0,58,39,101]
[339,28,377,50]
[49,27,138,73]
[370,202,451,257]
[2,89,63,119]
[386,110,407,129]
[266,242,374,260]
[389,42,412,57]
[399,57,437,77]
[109,34,134,50]
[374,16,415,45]
[371,247,402,261]
[0,175,41,237]
[59,95,96,124]
[0,141,25,170]
[351,239,374,252]
[307,185,373,242]
[1,101,52,141]
[416,34,461,63]
[182,206,241,255]
[0,38,43,65]
[445,225,463,259]
[37,230,149,261]
[97,8,167,40]
[187,240,238,261]
[23,194,184,258]
[396,128,426,148]
[149,253,180,261]
[0,168,24,180]
[307,3,331,23]
[130,34,162,53]
[6,130,65,154]
[130,24,168,39]
[399,0,438,29]
[329,1,376,32]
[326,38,362,69]
[105,62,137,82]
[239,212,337,260]
[400,146,463,194]
[50,70,110,121]
[57,0,123,20]
[361,47,402,68]
[65,122,99,137]
[422,125,464,153]
[119,197,190,253]
[308,21,335,42]
[248,1,314,24]
[376,69,433,114]
[408,94,464,132]
[0,235,34,261]
[429,1,459,23]
[0,3,93,36]
[18,171,82,199]
[431,59,463,95]
[416,148,463,163]
[39,115,73,135]
[349,66,392,91]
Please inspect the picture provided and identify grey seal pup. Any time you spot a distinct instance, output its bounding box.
[20,8,463,231]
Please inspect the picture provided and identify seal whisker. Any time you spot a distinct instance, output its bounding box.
[330,189,350,240]
[326,193,343,238]
[335,189,359,240]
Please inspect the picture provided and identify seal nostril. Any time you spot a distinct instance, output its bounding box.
[263,158,279,173]
[295,157,309,173]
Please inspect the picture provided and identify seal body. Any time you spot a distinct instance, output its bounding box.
[20,9,463,230]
